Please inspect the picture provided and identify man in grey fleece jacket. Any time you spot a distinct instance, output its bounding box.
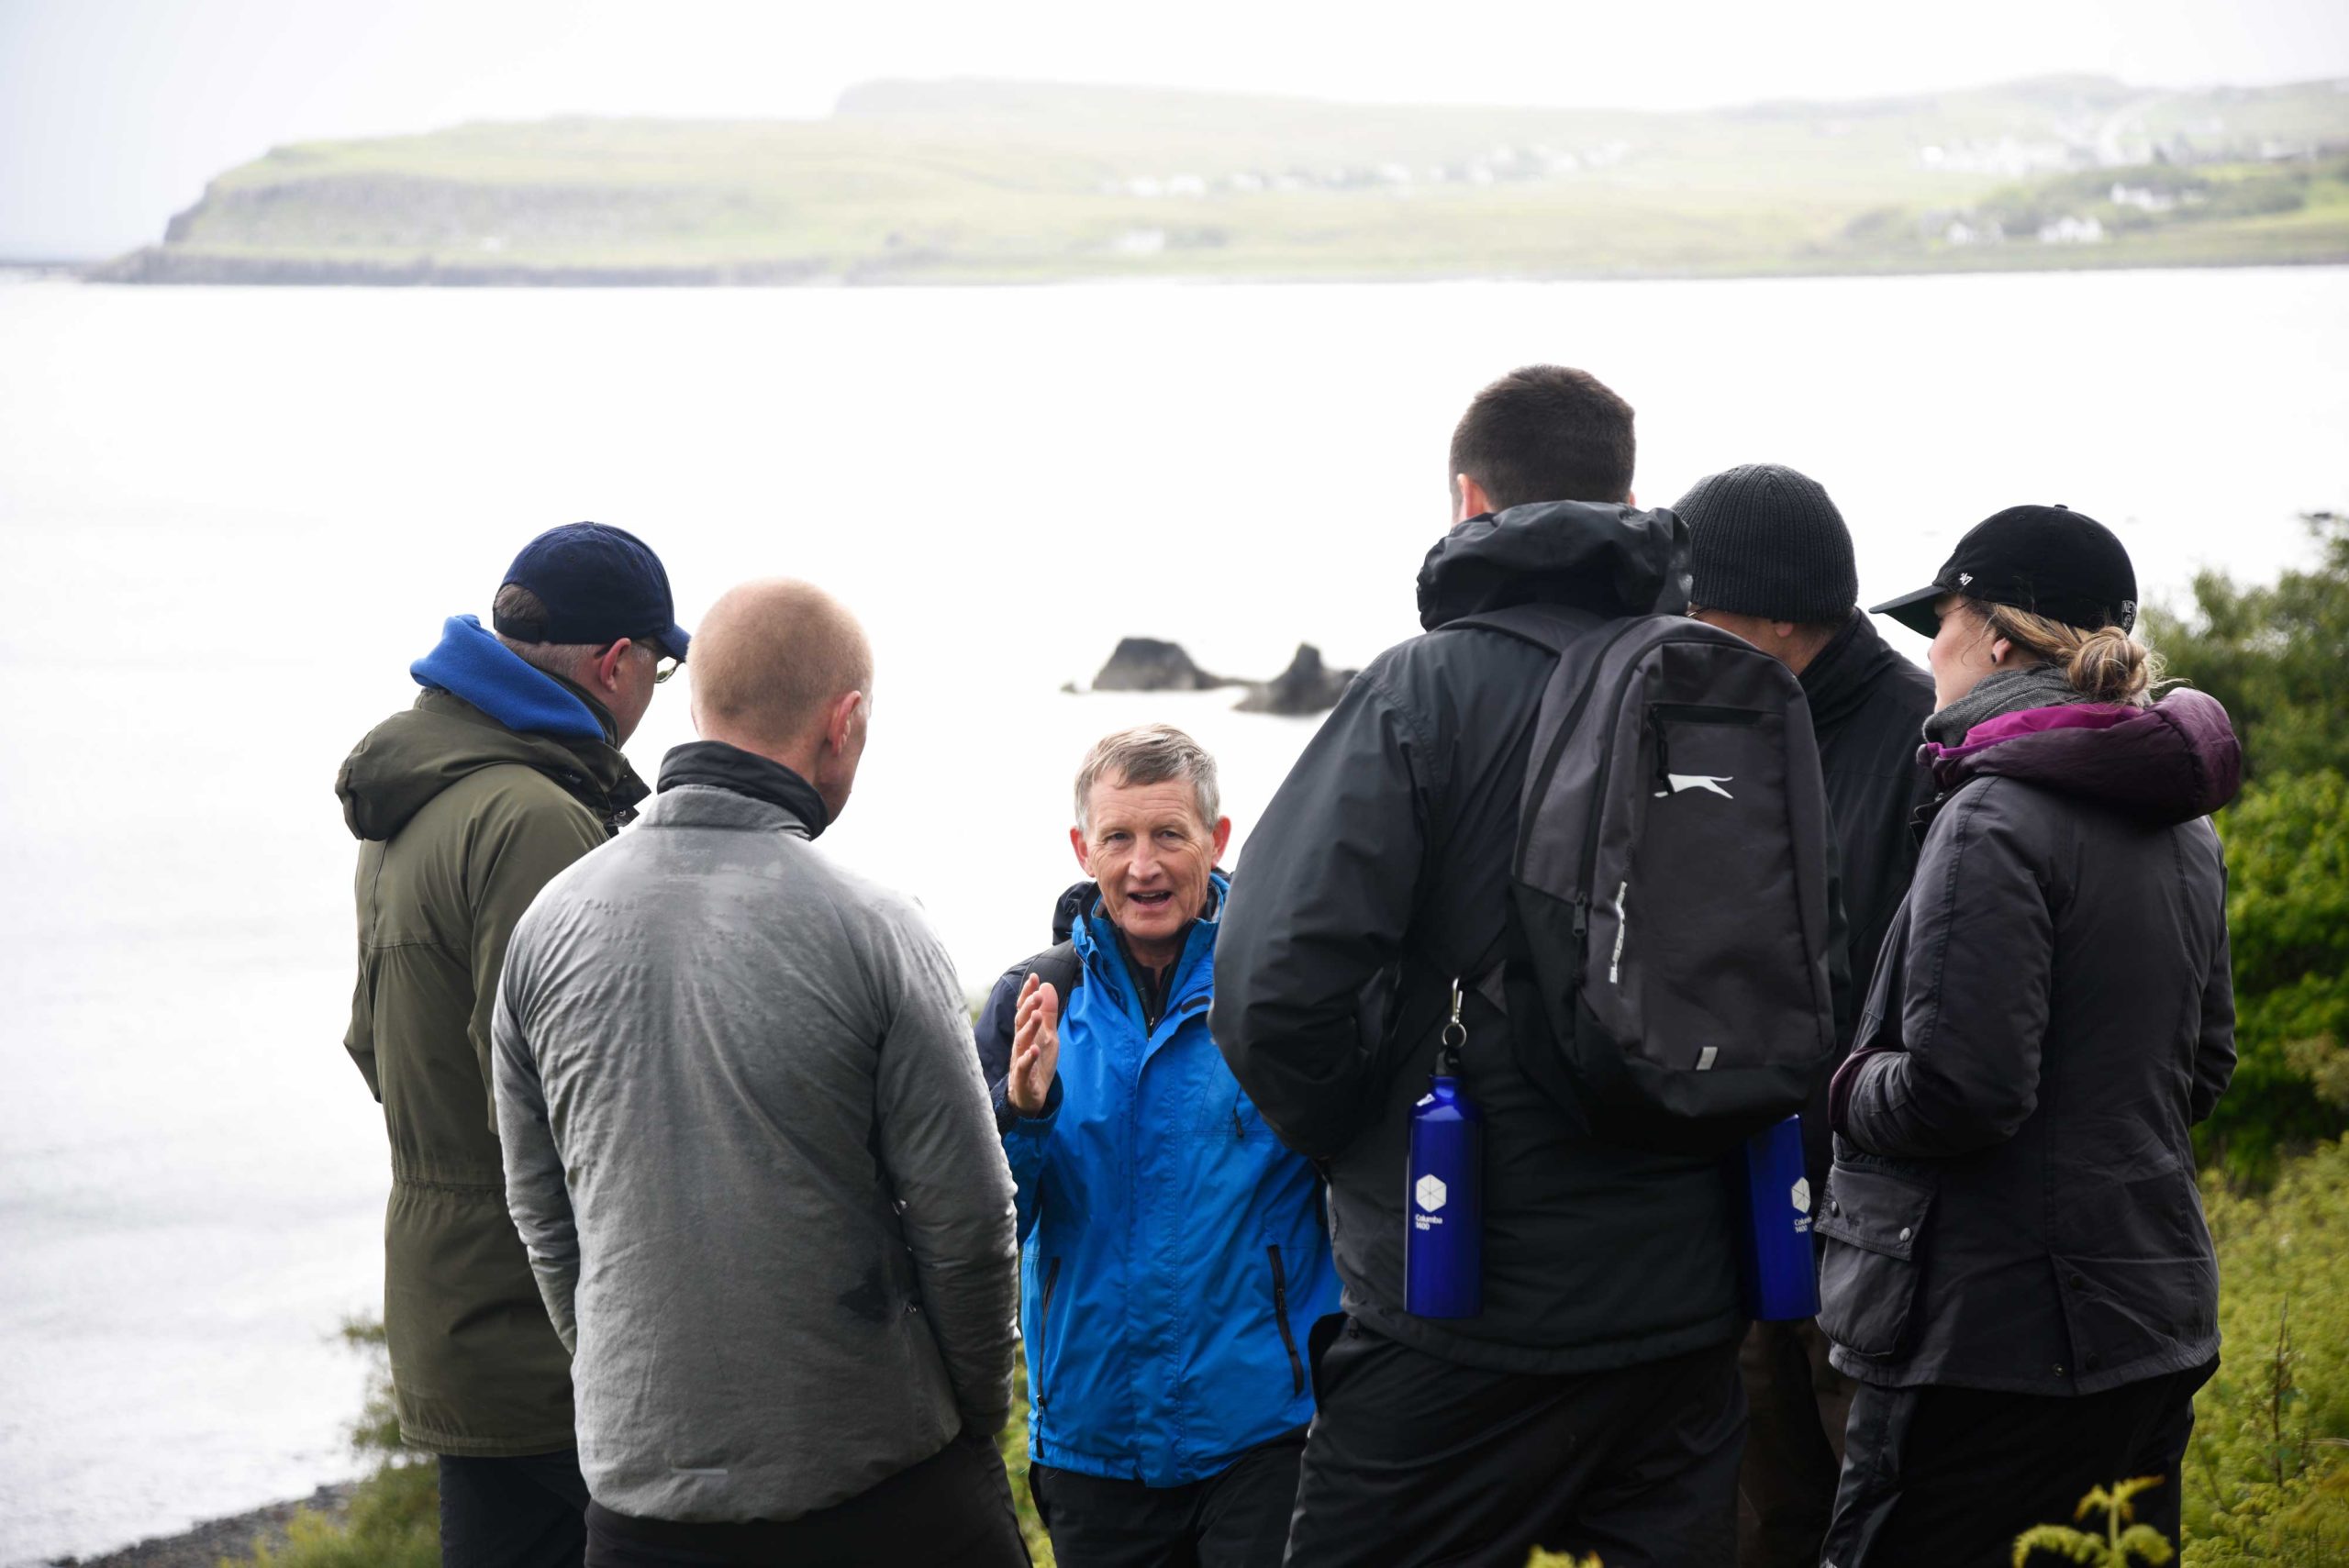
[493,579,1026,1566]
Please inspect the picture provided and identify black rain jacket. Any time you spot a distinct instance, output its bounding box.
[1212,501,1748,1374]
[1795,611,1939,1187]
[1820,689,2242,1396]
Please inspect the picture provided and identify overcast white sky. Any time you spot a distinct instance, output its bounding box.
[5,0,2347,257]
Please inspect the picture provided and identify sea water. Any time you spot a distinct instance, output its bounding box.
[2,268,2343,1561]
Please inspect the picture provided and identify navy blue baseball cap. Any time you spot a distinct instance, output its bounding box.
[494,522,689,660]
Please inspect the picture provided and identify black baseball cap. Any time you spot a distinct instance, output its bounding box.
[1870,504,2137,639]
[494,522,689,660]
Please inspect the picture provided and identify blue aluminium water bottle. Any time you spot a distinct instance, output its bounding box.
[1407,979,1484,1319]
[1731,1114,1821,1321]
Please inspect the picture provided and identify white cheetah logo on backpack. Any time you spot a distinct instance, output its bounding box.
[1659,774,1734,800]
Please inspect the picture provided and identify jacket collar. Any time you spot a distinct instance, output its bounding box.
[656,740,829,838]
[1069,873,1228,1004]
[1798,611,1907,728]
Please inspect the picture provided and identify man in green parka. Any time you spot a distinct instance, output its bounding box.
[338,523,686,1568]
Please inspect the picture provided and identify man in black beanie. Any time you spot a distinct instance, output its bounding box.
[1675,463,1936,1568]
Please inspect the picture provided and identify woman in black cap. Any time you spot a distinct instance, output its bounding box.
[1815,505,2243,1567]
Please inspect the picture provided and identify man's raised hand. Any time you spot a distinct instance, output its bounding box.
[1007,972,1062,1118]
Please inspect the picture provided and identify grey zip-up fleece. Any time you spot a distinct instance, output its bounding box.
[492,775,1019,1523]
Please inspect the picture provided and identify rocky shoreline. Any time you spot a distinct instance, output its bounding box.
[48,1485,356,1568]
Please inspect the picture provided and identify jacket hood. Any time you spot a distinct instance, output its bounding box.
[1929,687,2242,826]
[338,692,647,843]
[409,615,611,743]
[1418,502,1689,630]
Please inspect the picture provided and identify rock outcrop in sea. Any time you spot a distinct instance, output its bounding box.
[1236,644,1357,715]
[1081,638,1356,715]
[1090,638,1234,693]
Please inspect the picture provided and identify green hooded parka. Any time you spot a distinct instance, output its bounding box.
[339,672,647,1456]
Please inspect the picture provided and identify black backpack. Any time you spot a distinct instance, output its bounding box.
[1455,605,1839,1153]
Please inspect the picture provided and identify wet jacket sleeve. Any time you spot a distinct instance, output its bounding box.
[873,919,1020,1436]
[466,795,604,1133]
[1839,781,2054,1158]
[1213,669,1430,1162]
[2191,922,2238,1126]
[490,937,579,1353]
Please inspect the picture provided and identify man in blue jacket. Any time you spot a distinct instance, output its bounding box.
[976,725,1340,1568]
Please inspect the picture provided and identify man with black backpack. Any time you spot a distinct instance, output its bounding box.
[975,726,1339,1568]
[1213,366,1838,1568]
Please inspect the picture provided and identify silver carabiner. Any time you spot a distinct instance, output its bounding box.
[1442,976,1467,1053]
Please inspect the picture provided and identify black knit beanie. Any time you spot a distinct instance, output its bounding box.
[1675,463,1859,624]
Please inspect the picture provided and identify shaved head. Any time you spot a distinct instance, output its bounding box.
[690,579,874,754]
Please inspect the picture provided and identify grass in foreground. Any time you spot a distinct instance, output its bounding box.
[246,1139,2349,1567]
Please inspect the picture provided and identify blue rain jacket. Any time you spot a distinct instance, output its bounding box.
[975,877,1339,1486]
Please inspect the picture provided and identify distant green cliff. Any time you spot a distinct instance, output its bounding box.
[94,75,2349,285]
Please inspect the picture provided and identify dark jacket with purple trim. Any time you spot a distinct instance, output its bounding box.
[1819,689,2241,1396]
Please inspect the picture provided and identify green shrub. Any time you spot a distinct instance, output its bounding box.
[2146,512,2349,786]
[2183,1138,2349,1563]
[2017,1478,2176,1565]
[2149,510,2349,1182]
[234,1319,436,1568]
[2199,773,2349,1181]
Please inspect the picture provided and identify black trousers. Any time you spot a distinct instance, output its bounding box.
[1821,1359,2217,1568]
[1029,1433,1305,1568]
[583,1429,1030,1568]
[439,1450,589,1568]
[1736,1317,1856,1568]
[1285,1316,1747,1568]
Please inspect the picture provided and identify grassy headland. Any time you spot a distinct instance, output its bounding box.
[95,75,2349,285]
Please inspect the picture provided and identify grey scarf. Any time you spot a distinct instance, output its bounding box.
[1922,663,2088,747]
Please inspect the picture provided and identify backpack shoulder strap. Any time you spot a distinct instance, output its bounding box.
[1024,940,1083,1003]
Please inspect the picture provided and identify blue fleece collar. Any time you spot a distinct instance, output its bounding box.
[410,615,608,743]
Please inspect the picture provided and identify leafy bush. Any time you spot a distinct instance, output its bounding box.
[2018,1478,2176,1565]
[2150,511,2349,1183]
[2200,773,2349,1180]
[2183,1138,2349,1563]
[2146,512,2349,786]
[238,1319,436,1568]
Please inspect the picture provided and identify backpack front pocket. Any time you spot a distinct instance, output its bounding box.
[1815,1162,1935,1361]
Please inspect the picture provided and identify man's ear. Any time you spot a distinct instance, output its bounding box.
[1210,816,1232,862]
[826,690,864,753]
[1625,490,1637,508]
[1070,825,1093,875]
[1453,474,1494,526]
[593,638,633,694]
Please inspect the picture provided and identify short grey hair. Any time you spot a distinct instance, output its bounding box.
[493,583,605,681]
[1073,725,1220,833]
